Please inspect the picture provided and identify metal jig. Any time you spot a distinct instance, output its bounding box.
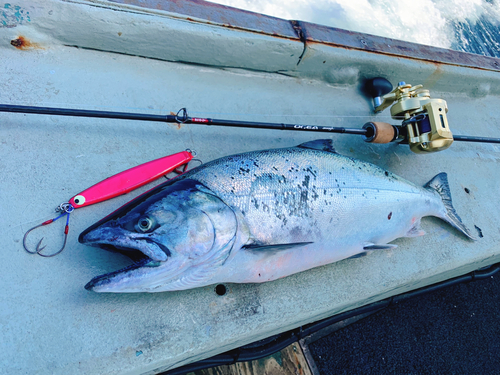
[23,203,74,257]
[21,151,194,258]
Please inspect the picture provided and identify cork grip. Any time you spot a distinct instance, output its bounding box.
[362,122,396,144]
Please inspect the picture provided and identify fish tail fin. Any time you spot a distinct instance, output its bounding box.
[424,172,476,240]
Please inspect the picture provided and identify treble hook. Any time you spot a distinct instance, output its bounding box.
[23,204,74,257]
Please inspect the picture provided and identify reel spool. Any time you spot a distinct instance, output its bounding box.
[365,78,453,153]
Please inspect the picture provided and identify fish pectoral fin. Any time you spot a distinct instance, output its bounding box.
[297,139,337,153]
[243,242,313,253]
[363,242,397,250]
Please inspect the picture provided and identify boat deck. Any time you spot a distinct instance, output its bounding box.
[1,1,500,374]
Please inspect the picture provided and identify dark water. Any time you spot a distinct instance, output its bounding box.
[309,272,500,374]
[453,16,500,57]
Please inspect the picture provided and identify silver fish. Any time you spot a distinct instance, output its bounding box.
[80,140,474,293]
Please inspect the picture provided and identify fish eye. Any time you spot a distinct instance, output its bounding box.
[136,216,155,233]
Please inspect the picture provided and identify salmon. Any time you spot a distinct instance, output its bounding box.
[80,140,474,292]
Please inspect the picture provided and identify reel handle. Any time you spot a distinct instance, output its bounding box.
[365,78,393,108]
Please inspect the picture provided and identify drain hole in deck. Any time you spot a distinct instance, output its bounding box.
[215,284,227,296]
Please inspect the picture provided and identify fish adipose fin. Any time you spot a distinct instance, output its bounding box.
[298,139,337,153]
[424,172,476,240]
[243,242,313,252]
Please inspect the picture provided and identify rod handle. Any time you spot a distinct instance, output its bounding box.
[362,122,397,144]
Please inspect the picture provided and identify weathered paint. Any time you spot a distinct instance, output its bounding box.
[295,21,500,73]
[108,0,299,39]
[107,0,500,73]
[1,3,31,28]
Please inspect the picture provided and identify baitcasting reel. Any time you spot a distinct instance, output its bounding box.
[364,78,453,154]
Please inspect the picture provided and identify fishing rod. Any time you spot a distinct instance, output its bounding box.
[0,105,367,135]
[2,77,500,153]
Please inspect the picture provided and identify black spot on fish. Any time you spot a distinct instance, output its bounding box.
[300,190,308,202]
[306,167,317,177]
[253,161,259,168]
[302,175,310,188]
[252,199,259,209]
[474,225,484,238]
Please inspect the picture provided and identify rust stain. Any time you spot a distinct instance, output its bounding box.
[10,36,43,50]
[423,63,445,89]
[169,111,183,129]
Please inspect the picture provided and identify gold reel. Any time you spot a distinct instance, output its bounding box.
[371,80,454,153]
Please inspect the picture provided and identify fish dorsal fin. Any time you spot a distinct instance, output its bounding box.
[298,139,336,153]
[243,242,313,253]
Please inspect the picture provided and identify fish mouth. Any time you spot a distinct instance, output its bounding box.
[80,229,172,292]
[84,256,161,291]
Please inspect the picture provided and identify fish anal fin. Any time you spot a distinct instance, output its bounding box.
[298,139,336,153]
[406,219,426,238]
[243,242,313,252]
[363,242,397,250]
